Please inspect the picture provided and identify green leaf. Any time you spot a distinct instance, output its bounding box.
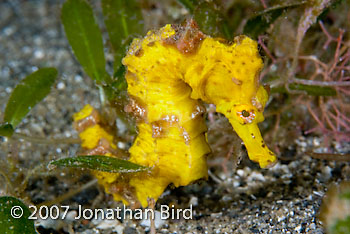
[102,0,144,73]
[289,83,336,96]
[50,155,149,173]
[271,83,336,96]
[193,1,232,39]
[243,2,305,39]
[62,0,110,85]
[0,196,37,234]
[4,68,57,127]
[0,123,14,137]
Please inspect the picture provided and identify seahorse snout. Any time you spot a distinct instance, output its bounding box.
[229,119,277,168]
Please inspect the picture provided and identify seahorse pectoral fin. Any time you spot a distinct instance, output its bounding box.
[229,120,277,168]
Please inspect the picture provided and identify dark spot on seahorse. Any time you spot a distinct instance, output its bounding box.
[163,19,205,54]
[231,61,235,65]
[242,62,245,65]
[135,48,144,57]
[227,109,231,113]
[147,41,155,47]
[232,77,242,85]
[215,59,221,63]
[262,144,266,148]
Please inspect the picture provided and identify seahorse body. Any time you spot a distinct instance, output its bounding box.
[121,22,276,206]
[74,22,277,207]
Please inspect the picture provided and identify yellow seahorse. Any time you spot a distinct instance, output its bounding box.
[74,20,276,207]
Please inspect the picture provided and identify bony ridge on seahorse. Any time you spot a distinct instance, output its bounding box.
[74,19,277,208]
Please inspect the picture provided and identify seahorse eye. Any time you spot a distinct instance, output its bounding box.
[237,108,255,124]
[242,110,250,117]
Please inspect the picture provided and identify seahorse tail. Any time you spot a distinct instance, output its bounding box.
[73,104,132,205]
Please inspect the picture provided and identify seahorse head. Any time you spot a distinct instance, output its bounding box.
[153,22,278,168]
[202,37,277,168]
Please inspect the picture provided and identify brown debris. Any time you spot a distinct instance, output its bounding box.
[162,19,205,54]
[135,48,144,57]
[124,96,147,121]
[151,119,172,138]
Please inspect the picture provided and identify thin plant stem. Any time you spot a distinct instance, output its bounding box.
[306,151,350,161]
[12,133,81,145]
